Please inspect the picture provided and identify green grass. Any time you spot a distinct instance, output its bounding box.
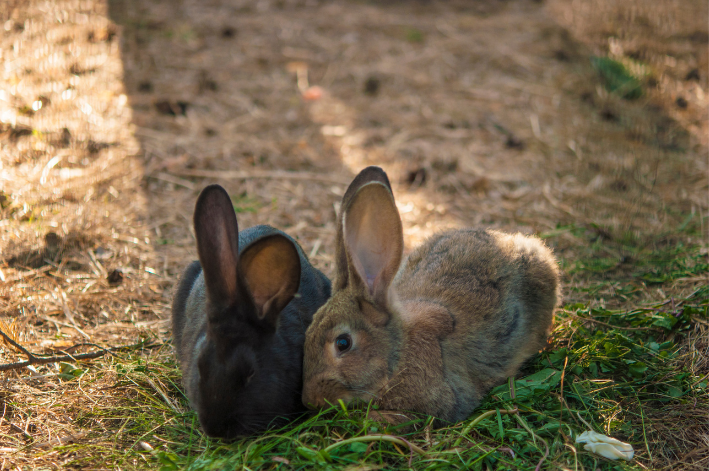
[542,219,707,305]
[404,27,425,43]
[39,235,708,470]
[231,193,262,214]
[591,56,644,100]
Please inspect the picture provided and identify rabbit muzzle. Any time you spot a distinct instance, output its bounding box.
[302,375,353,409]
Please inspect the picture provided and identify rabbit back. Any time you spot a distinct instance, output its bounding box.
[392,229,559,421]
[172,259,202,364]
[301,167,558,425]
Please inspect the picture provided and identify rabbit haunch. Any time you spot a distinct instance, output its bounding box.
[302,166,560,424]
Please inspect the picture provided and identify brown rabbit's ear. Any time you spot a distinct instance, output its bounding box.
[343,181,403,307]
[194,185,240,307]
[335,166,393,291]
[239,234,301,329]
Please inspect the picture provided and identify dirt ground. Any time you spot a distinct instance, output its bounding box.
[0,0,707,468]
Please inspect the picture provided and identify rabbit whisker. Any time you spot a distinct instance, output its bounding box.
[378,368,408,397]
[347,387,379,400]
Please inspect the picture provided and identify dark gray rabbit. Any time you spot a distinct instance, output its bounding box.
[172,184,331,438]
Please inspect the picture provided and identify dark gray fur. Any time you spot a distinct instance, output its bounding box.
[172,184,331,438]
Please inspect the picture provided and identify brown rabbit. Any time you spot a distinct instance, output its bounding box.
[302,166,560,423]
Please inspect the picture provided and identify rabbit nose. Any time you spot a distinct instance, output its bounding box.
[302,394,324,409]
[303,398,321,409]
[302,385,319,409]
[303,378,334,409]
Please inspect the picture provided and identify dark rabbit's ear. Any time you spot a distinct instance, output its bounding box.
[194,185,240,307]
[335,166,393,291]
[343,181,403,308]
[239,234,301,329]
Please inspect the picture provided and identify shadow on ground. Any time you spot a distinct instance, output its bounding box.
[107,0,704,292]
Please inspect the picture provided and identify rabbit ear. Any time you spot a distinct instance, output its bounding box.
[334,166,394,291]
[194,185,240,307]
[239,234,301,329]
[343,180,403,308]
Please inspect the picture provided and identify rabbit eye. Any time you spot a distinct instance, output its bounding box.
[335,334,352,353]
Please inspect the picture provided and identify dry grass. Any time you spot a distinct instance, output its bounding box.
[0,0,706,469]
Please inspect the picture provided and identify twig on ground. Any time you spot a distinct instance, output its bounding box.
[38,315,89,339]
[151,172,196,190]
[32,432,86,449]
[145,377,182,414]
[0,329,162,372]
[576,411,594,430]
[2,266,53,283]
[58,291,90,339]
[0,328,40,362]
[9,423,31,439]
[163,169,351,185]
[534,438,550,471]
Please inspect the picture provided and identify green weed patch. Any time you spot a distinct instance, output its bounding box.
[55,279,707,470]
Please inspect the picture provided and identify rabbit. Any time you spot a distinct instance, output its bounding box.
[172,184,331,438]
[302,166,560,424]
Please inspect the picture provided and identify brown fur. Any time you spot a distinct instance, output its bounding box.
[302,167,560,423]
